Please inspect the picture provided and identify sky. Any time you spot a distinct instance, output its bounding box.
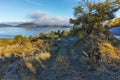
[0,0,79,25]
[0,0,120,25]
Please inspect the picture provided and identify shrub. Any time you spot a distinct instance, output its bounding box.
[61,30,69,37]
[77,31,85,38]
[39,31,59,39]
[13,35,29,44]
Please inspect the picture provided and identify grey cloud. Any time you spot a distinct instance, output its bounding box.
[28,11,70,25]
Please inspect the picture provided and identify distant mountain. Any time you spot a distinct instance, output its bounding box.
[15,23,37,28]
[16,23,72,28]
[0,24,13,27]
[5,22,23,26]
[35,25,72,28]
[0,22,72,28]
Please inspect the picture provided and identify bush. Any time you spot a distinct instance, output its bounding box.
[13,35,29,44]
[77,31,85,38]
[39,31,59,39]
[69,26,86,37]
[61,30,69,37]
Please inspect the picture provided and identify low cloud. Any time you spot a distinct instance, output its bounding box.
[28,11,70,25]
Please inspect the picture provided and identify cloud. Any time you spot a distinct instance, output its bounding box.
[24,0,41,5]
[0,19,30,23]
[28,11,70,25]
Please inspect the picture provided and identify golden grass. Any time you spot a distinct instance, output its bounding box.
[0,39,12,46]
[25,61,36,73]
[99,42,120,60]
[0,39,50,58]
[108,18,120,28]
[39,52,51,60]
[0,43,37,57]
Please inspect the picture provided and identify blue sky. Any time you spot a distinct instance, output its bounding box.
[0,0,78,25]
[0,0,120,25]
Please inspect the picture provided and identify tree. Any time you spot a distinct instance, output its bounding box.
[70,0,120,35]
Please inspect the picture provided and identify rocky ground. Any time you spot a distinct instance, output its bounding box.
[0,33,120,80]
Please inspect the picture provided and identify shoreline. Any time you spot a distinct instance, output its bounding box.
[0,38,12,40]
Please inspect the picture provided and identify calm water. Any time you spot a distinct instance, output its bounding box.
[0,27,70,38]
[0,27,120,39]
[110,26,120,40]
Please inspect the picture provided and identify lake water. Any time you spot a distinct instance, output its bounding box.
[110,26,120,40]
[0,27,120,39]
[0,27,70,38]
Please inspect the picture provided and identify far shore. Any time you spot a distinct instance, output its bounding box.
[0,38,12,40]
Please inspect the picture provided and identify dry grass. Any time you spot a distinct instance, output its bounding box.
[0,43,37,57]
[25,61,36,73]
[108,18,120,28]
[38,52,51,60]
[0,39,50,58]
[99,42,120,60]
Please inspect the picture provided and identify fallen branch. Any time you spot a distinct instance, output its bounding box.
[82,50,89,57]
